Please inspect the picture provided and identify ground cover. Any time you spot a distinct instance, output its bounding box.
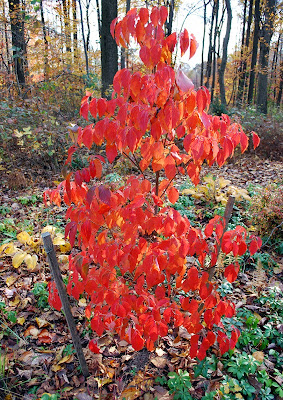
[0,155,282,400]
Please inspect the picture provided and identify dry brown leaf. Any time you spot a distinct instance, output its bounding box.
[151,356,167,369]
[252,351,265,362]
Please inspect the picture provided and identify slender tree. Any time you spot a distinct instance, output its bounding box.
[256,0,277,114]
[247,0,260,104]
[40,0,49,78]
[236,0,247,105]
[277,60,283,106]
[121,0,131,69]
[8,0,27,89]
[72,0,78,55]
[205,0,217,88]
[78,0,89,77]
[101,0,118,98]
[210,0,219,101]
[218,0,232,107]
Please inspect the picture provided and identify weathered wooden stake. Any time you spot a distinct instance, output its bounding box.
[42,232,89,378]
[208,195,235,281]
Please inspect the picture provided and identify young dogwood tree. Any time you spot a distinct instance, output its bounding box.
[45,6,261,360]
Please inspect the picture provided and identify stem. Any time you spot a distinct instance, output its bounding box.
[154,171,160,214]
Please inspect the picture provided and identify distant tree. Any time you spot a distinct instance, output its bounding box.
[256,0,277,114]
[8,0,27,89]
[121,0,131,69]
[236,0,247,105]
[247,0,260,104]
[218,0,232,107]
[101,0,118,98]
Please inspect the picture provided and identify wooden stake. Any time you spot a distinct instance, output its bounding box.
[42,232,89,378]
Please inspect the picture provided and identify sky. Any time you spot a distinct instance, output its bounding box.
[175,0,243,68]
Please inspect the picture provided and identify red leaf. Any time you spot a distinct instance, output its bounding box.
[180,29,189,57]
[106,143,118,163]
[89,339,101,354]
[132,329,145,351]
[176,67,194,92]
[98,185,111,205]
[48,281,62,311]
[80,102,89,121]
[252,131,260,149]
[89,98,97,118]
[224,263,239,283]
[168,187,179,204]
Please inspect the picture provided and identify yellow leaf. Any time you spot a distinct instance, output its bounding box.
[1,243,17,255]
[51,364,63,372]
[182,188,196,195]
[235,394,244,399]
[58,354,74,364]
[36,317,49,328]
[9,295,21,307]
[6,275,18,287]
[60,242,71,253]
[58,254,69,264]
[17,317,25,325]
[24,254,38,271]
[53,237,66,245]
[17,231,32,245]
[203,175,215,185]
[218,177,231,189]
[252,351,264,362]
[42,226,56,235]
[12,252,27,268]
[94,377,112,388]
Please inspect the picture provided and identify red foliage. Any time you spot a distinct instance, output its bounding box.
[45,6,261,357]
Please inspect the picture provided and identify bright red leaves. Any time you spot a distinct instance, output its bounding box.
[45,5,262,361]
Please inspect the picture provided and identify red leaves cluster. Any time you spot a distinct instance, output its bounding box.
[45,6,262,360]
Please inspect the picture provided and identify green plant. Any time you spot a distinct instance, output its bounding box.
[225,352,261,379]
[193,356,217,378]
[250,252,280,275]
[167,370,193,400]
[63,344,75,357]
[32,282,49,309]
[218,375,256,399]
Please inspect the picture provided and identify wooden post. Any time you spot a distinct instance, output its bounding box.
[208,195,235,281]
[42,232,89,378]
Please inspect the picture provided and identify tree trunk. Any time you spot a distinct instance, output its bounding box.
[247,0,260,104]
[40,0,49,78]
[276,61,283,106]
[121,0,131,69]
[256,0,277,114]
[205,0,217,89]
[165,0,175,36]
[86,0,91,52]
[211,0,219,102]
[8,0,26,89]
[72,0,78,55]
[201,0,208,87]
[78,0,89,78]
[101,0,118,98]
[236,0,247,105]
[218,0,232,107]
[62,0,71,52]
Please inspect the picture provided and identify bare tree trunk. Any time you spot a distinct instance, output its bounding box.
[211,0,219,102]
[165,0,175,36]
[277,60,283,106]
[62,0,71,52]
[201,0,209,87]
[271,34,280,100]
[205,0,217,89]
[242,0,254,104]
[96,0,101,38]
[256,0,277,114]
[72,0,78,56]
[8,0,26,89]
[218,0,232,107]
[247,0,260,104]
[101,0,118,98]
[40,0,49,78]
[78,0,89,78]
[3,1,11,75]
[236,0,247,105]
[121,0,131,69]
[86,0,91,52]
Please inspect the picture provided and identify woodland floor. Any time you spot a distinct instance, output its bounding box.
[0,154,282,400]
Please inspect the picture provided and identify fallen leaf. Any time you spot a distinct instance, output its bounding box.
[6,275,18,287]
[17,317,25,325]
[58,354,74,364]
[12,251,27,268]
[17,231,32,245]
[151,356,167,368]
[24,254,38,271]
[252,351,264,362]
[24,325,40,338]
[35,317,50,328]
